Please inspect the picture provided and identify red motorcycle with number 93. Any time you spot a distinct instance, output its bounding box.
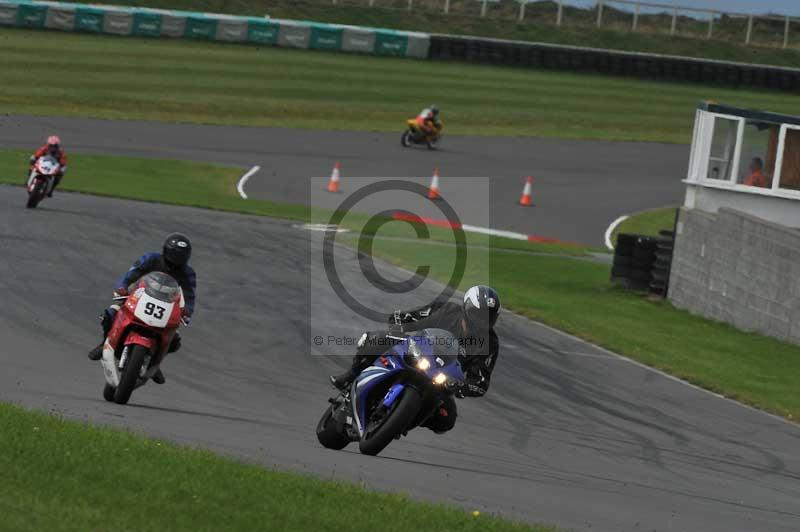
[100,271,185,405]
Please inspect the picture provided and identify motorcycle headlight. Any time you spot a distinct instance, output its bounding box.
[416,358,431,371]
[433,373,447,385]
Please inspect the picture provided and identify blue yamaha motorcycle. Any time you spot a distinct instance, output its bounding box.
[317,328,465,456]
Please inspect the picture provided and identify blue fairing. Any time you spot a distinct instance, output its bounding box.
[351,329,465,437]
[382,384,405,408]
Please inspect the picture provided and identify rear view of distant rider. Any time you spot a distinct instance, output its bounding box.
[415,105,442,139]
[28,135,68,197]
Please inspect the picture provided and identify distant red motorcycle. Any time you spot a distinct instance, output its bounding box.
[26,155,61,208]
[99,271,186,405]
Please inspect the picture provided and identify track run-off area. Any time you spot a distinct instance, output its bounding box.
[0,114,687,247]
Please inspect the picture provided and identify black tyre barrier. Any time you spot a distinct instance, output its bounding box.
[612,256,633,268]
[611,231,676,293]
[429,36,800,93]
[630,269,653,282]
[615,233,637,251]
[633,253,656,271]
[611,266,632,278]
[649,229,676,298]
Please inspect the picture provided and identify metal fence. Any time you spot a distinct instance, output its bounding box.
[324,0,800,50]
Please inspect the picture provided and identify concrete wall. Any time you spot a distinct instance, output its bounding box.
[683,182,800,230]
[669,207,800,344]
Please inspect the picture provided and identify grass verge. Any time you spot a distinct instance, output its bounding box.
[2,28,800,143]
[90,0,800,68]
[5,148,799,420]
[0,149,308,220]
[0,402,553,532]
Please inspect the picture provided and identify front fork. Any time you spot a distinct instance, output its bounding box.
[118,345,153,379]
[330,393,360,440]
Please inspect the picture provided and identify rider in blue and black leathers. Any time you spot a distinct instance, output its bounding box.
[115,253,196,317]
[331,285,501,434]
[88,233,196,385]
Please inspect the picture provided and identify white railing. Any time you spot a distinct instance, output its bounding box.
[322,0,799,50]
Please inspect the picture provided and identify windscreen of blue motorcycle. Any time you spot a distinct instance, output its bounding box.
[406,328,462,366]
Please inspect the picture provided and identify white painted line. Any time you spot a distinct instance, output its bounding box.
[295,223,350,233]
[236,165,260,200]
[604,214,629,251]
[461,224,529,241]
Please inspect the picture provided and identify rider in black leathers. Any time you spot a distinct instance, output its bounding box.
[330,285,500,433]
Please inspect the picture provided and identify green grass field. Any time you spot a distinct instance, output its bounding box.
[2,28,800,143]
[0,402,553,532]
[92,0,800,67]
[5,148,800,419]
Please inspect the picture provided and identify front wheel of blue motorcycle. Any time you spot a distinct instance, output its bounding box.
[359,387,422,456]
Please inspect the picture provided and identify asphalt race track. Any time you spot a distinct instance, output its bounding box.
[0,115,688,246]
[1,187,799,532]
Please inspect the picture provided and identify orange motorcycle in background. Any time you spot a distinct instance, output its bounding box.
[401,119,443,150]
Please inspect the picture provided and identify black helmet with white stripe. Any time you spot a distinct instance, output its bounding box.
[163,233,191,268]
[463,285,500,330]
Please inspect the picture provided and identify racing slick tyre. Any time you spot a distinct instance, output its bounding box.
[359,387,422,456]
[103,383,116,402]
[401,130,413,147]
[114,345,147,405]
[316,404,350,450]
[427,136,441,150]
[26,184,44,209]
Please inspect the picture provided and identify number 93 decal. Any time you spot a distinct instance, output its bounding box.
[134,294,173,328]
[144,301,165,319]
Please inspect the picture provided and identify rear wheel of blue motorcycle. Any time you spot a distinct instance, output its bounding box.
[316,404,350,450]
[359,387,422,456]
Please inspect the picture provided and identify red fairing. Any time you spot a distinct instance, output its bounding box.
[106,276,183,368]
[124,331,155,350]
[28,176,48,193]
[166,294,183,329]
[34,160,59,176]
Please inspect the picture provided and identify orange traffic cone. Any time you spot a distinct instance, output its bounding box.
[327,162,341,193]
[519,176,533,206]
[427,168,441,200]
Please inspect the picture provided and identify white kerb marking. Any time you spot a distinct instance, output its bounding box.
[461,224,529,241]
[604,215,629,251]
[236,165,260,200]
